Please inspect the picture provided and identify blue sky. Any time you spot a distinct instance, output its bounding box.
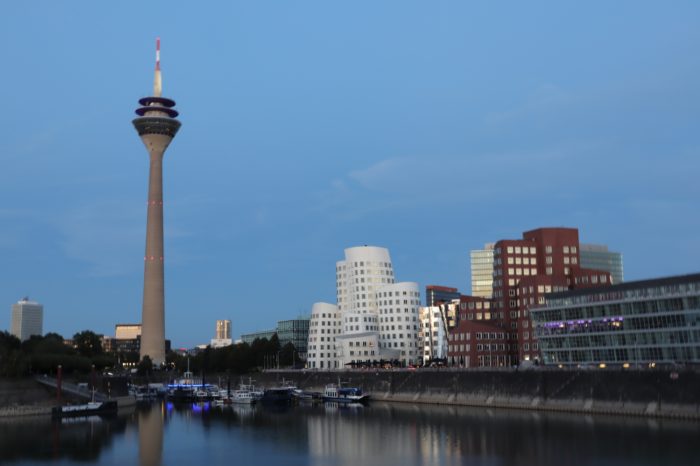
[1,1,698,348]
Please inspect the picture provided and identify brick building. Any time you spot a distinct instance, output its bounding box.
[448,227,612,366]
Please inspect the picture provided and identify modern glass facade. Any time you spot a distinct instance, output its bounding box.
[240,330,277,345]
[470,244,494,298]
[531,273,700,366]
[580,243,624,285]
[425,285,460,307]
[276,318,310,360]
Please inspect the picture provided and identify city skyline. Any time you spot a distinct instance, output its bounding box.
[1,2,699,348]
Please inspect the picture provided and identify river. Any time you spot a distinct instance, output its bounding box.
[1,401,698,465]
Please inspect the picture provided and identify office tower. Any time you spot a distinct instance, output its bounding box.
[216,320,231,340]
[211,319,233,348]
[470,243,495,298]
[10,297,43,341]
[132,39,181,365]
[490,227,611,363]
[580,243,624,284]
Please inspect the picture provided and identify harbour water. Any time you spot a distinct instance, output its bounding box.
[1,401,699,465]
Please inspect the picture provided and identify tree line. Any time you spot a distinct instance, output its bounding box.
[0,330,111,377]
[0,330,300,377]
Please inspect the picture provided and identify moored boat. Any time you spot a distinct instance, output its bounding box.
[52,400,118,419]
[322,384,369,404]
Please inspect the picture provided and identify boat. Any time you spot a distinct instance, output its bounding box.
[230,389,257,404]
[322,384,370,404]
[261,387,294,405]
[52,400,118,419]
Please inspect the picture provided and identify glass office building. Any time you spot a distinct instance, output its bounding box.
[276,318,310,360]
[531,273,700,366]
[580,243,624,285]
[240,329,277,345]
[470,244,494,298]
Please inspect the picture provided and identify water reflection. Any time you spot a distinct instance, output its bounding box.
[0,401,698,465]
[0,411,128,463]
[138,403,164,466]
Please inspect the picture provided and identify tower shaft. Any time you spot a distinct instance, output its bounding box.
[139,136,169,365]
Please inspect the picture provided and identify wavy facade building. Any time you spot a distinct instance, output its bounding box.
[307,246,422,368]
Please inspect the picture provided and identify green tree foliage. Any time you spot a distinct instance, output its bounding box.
[279,342,296,367]
[163,337,300,376]
[0,330,115,376]
[138,356,153,375]
[73,330,103,358]
[0,331,24,377]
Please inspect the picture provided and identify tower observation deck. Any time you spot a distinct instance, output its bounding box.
[132,38,181,365]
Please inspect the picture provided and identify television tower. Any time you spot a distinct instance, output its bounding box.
[132,38,181,365]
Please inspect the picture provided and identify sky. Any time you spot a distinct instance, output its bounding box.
[1,1,699,348]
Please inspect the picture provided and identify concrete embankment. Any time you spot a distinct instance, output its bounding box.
[0,378,55,417]
[253,369,700,420]
[0,378,135,417]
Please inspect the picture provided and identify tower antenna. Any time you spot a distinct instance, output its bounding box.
[154,37,162,97]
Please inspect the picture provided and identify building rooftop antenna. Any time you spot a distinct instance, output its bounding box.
[153,37,162,97]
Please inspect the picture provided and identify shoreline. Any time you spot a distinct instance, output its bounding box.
[369,391,700,421]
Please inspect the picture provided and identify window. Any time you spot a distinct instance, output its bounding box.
[545,245,552,253]
[515,246,521,254]
[507,246,514,253]
[563,246,570,253]
[546,267,553,275]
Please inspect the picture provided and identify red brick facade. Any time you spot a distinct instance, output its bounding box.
[447,227,612,366]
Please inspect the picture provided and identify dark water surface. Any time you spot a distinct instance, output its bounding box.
[1,401,698,466]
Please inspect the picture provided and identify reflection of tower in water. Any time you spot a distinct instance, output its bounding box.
[138,405,164,466]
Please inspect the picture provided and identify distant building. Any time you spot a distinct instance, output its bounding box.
[103,323,169,360]
[215,320,231,340]
[211,319,232,348]
[276,318,309,360]
[425,285,460,306]
[102,335,171,356]
[531,273,700,367]
[10,297,43,341]
[240,329,277,345]
[115,324,141,339]
[580,243,624,285]
[470,243,495,298]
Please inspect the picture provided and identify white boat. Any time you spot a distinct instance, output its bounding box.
[322,384,370,404]
[52,400,118,418]
[230,390,257,404]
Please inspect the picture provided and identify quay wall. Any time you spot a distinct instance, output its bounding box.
[252,369,700,420]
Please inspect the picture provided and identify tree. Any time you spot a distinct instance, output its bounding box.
[279,342,296,367]
[138,355,153,375]
[73,330,103,358]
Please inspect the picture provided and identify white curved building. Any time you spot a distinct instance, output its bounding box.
[306,302,341,369]
[307,246,421,369]
[377,282,421,365]
[336,246,395,314]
